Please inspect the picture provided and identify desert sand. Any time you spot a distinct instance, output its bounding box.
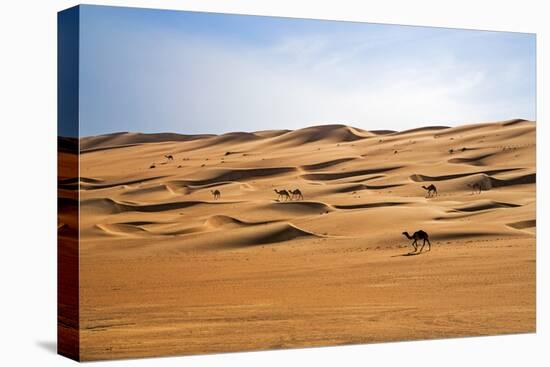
[59,119,536,360]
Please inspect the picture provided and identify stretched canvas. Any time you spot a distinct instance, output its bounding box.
[58,5,536,361]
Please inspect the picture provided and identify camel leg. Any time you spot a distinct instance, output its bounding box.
[411,239,418,252]
[419,238,426,253]
[427,238,431,251]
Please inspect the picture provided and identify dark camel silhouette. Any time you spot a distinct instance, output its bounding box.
[210,189,221,200]
[288,189,303,200]
[422,184,437,198]
[274,189,290,201]
[468,183,482,194]
[165,154,174,161]
[402,230,431,253]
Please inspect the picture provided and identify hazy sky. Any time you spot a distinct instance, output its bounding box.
[79,5,536,137]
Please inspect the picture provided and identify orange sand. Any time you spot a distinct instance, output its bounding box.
[61,119,535,360]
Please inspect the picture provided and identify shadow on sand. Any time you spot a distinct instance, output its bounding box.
[391,252,424,257]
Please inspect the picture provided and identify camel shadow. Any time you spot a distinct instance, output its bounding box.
[391,251,423,257]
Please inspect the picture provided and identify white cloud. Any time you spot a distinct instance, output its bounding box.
[81,23,536,135]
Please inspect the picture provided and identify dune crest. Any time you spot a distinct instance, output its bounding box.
[74,119,535,360]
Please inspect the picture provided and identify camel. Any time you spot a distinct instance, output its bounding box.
[288,189,304,200]
[274,189,290,201]
[164,154,174,161]
[210,189,221,200]
[422,184,437,198]
[402,230,432,253]
[468,183,482,194]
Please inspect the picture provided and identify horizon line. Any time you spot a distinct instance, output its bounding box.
[73,118,536,139]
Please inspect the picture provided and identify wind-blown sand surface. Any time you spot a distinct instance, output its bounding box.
[63,119,535,360]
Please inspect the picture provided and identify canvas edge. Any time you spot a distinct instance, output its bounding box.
[57,4,81,362]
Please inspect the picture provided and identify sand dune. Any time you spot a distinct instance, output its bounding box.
[452,200,521,212]
[80,131,214,151]
[392,125,449,135]
[71,120,536,360]
[82,197,240,215]
[180,167,298,186]
[301,157,358,171]
[264,200,333,214]
[489,172,536,187]
[204,222,320,248]
[268,124,372,145]
[448,152,497,166]
[409,168,520,182]
[302,165,402,181]
[507,219,536,230]
[333,202,407,210]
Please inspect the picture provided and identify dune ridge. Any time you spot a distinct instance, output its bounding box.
[77,120,535,248]
[73,119,535,360]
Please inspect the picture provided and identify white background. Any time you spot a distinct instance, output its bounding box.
[0,1,547,366]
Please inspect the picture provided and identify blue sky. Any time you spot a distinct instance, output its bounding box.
[79,5,536,137]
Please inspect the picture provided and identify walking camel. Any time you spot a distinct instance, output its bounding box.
[288,188,304,200]
[468,183,482,194]
[274,189,291,201]
[165,154,174,161]
[210,189,221,200]
[402,230,432,253]
[421,184,438,198]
